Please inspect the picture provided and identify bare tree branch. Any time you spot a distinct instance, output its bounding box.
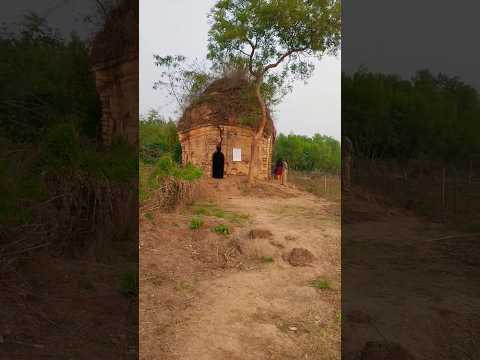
[263,47,308,74]
[95,0,108,18]
[246,38,257,76]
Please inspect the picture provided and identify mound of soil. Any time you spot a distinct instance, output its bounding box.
[285,248,315,266]
[249,229,273,239]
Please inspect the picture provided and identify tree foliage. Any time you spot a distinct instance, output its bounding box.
[207,0,341,102]
[0,13,101,142]
[1,13,137,232]
[139,109,181,164]
[207,0,340,182]
[273,133,340,172]
[343,69,480,162]
[153,55,213,112]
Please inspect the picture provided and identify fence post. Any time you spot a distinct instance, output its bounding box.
[454,166,458,216]
[441,167,446,219]
[324,175,327,194]
[469,160,473,185]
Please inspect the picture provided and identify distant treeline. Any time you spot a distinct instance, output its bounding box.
[342,70,480,162]
[0,13,101,142]
[139,110,181,164]
[273,133,340,172]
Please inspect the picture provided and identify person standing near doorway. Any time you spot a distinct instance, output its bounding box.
[281,159,288,185]
[274,159,283,182]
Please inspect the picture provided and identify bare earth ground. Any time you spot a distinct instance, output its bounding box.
[140,177,341,360]
[343,189,480,360]
[0,245,138,359]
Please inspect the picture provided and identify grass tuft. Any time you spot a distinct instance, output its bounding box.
[145,212,154,221]
[190,217,203,230]
[213,224,230,235]
[308,277,331,290]
[261,256,274,263]
[191,202,249,224]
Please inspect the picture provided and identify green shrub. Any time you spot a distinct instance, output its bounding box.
[39,125,137,182]
[79,139,137,181]
[139,156,202,204]
[41,124,81,167]
[145,212,154,221]
[213,224,230,235]
[308,278,331,290]
[190,217,203,230]
[191,203,249,224]
[150,156,202,181]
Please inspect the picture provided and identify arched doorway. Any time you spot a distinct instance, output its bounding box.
[212,146,224,179]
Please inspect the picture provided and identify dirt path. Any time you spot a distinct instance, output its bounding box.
[140,180,340,359]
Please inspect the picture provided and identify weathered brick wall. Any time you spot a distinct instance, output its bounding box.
[93,58,138,146]
[179,125,273,180]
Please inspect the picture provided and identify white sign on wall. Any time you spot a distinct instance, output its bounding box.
[232,148,242,162]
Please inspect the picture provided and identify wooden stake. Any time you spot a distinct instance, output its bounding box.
[441,167,446,212]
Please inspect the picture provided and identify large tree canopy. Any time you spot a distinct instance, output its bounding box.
[207,0,341,182]
[208,0,341,79]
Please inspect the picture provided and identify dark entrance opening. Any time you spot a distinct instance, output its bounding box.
[212,146,225,179]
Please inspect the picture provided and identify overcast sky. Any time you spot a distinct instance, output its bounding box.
[140,0,341,140]
[0,0,99,39]
[343,0,480,91]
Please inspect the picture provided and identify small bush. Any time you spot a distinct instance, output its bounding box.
[261,256,274,263]
[213,224,230,235]
[336,312,342,322]
[190,217,203,230]
[40,127,137,182]
[308,278,331,290]
[140,156,202,204]
[150,156,202,182]
[191,203,249,224]
[145,212,154,221]
[41,123,80,167]
[79,139,138,181]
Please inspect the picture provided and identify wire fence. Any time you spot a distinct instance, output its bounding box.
[290,171,341,203]
[352,158,480,227]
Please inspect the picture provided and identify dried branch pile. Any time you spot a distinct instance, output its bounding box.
[178,71,275,136]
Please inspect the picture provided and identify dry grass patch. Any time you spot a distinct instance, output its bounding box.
[289,171,341,203]
[188,202,250,225]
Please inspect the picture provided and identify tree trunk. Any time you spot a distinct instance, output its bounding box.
[247,76,268,184]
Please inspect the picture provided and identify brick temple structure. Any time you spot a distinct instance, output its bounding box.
[90,0,138,146]
[177,75,275,180]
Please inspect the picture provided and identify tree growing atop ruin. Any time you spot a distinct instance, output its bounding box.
[207,0,341,183]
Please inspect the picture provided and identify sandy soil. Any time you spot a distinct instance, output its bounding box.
[140,178,341,359]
